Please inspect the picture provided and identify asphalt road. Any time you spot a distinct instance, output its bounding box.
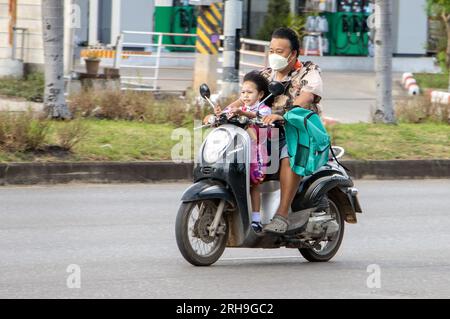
[1,180,450,299]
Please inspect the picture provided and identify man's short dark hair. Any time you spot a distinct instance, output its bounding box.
[271,27,300,57]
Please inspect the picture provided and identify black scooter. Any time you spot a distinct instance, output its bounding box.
[175,83,362,266]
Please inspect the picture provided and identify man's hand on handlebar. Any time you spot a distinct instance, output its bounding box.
[262,114,284,126]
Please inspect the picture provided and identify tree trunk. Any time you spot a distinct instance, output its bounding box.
[445,16,450,92]
[41,0,71,119]
[374,0,395,124]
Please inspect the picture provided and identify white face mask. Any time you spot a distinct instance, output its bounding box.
[269,52,292,71]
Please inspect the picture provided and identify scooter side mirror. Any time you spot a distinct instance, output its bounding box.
[268,81,285,97]
[199,84,211,100]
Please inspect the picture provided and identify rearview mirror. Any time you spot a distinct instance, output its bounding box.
[199,83,211,99]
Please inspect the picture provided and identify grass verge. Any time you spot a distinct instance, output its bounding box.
[0,119,449,162]
[0,73,44,102]
[329,123,450,160]
[414,72,449,90]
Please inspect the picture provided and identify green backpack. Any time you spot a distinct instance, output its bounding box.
[283,107,331,176]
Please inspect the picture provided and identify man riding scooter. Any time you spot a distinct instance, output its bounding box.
[212,27,324,234]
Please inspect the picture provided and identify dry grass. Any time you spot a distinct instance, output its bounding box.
[55,119,90,151]
[0,111,50,152]
[0,111,90,157]
[68,89,201,126]
[395,96,450,124]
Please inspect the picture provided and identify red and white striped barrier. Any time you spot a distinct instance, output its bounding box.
[401,72,420,96]
[430,90,450,105]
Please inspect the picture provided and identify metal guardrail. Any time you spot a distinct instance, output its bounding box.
[114,33,269,92]
[116,31,198,91]
[239,37,270,79]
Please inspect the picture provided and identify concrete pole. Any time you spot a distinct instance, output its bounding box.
[374,0,395,123]
[221,0,242,97]
[110,0,121,46]
[88,0,99,46]
[42,0,71,118]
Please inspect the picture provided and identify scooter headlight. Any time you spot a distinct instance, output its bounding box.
[203,129,231,163]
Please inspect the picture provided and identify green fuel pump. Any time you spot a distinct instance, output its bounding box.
[154,0,197,52]
[323,0,371,56]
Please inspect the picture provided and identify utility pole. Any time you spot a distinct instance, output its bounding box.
[221,0,242,97]
[374,0,395,124]
[42,0,71,119]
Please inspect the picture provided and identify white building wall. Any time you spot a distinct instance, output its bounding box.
[0,0,12,59]
[393,0,428,55]
[0,0,44,64]
[17,0,44,64]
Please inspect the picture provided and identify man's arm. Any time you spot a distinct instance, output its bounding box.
[263,91,317,125]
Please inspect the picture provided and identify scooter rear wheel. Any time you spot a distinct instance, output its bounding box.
[175,200,228,266]
[298,197,345,262]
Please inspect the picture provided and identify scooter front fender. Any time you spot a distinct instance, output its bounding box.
[181,179,233,203]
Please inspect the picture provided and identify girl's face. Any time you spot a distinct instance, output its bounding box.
[240,81,264,106]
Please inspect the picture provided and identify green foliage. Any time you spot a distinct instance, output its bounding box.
[427,0,450,68]
[414,72,449,89]
[427,0,450,15]
[286,14,307,41]
[256,0,291,41]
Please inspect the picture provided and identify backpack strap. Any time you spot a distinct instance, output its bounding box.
[303,111,316,134]
[330,144,351,172]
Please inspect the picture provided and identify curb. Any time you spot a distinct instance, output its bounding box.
[1,160,450,186]
[343,160,450,180]
[0,162,193,186]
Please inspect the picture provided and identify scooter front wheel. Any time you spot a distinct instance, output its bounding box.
[175,200,228,266]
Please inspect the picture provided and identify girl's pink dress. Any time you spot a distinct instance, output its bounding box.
[241,103,271,185]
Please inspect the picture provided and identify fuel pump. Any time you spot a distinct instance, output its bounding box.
[323,0,371,56]
[154,0,197,52]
